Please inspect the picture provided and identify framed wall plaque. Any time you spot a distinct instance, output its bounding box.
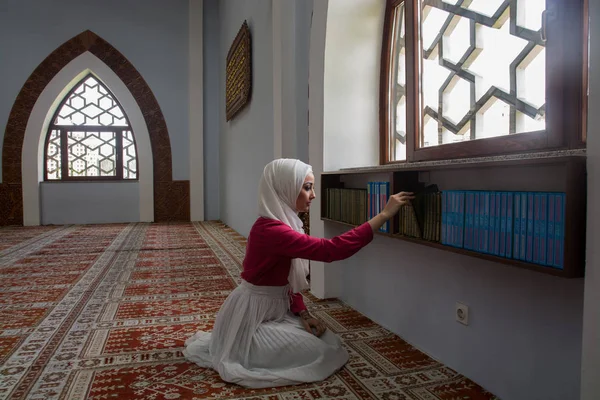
[226,21,252,121]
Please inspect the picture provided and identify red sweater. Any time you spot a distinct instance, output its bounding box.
[241,217,374,314]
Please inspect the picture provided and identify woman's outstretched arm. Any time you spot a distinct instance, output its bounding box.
[259,191,414,263]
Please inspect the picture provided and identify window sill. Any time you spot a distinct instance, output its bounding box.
[42,180,139,183]
[323,148,586,175]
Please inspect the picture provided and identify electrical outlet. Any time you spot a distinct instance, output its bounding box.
[456,302,469,326]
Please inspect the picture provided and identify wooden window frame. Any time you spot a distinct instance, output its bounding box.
[43,74,139,181]
[380,0,588,165]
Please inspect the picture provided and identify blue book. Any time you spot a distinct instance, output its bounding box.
[450,191,456,247]
[513,193,521,260]
[473,192,480,252]
[458,191,465,248]
[526,192,534,262]
[506,192,513,259]
[500,192,507,257]
[372,182,377,220]
[539,193,548,266]
[375,182,380,225]
[553,193,565,269]
[533,193,541,264]
[481,192,490,254]
[494,192,502,256]
[547,194,555,266]
[519,192,527,261]
[482,192,487,253]
[372,182,376,220]
[487,192,496,255]
[464,192,474,250]
[442,191,448,245]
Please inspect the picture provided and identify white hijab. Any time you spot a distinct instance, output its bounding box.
[258,158,312,293]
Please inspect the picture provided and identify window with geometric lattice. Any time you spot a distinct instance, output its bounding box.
[44,74,138,180]
[381,0,586,164]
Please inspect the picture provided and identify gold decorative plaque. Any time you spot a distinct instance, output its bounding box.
[226,21,252,121]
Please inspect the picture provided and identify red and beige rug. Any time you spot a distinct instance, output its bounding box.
[0,222,499,399]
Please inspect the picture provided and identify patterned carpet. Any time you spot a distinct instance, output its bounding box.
[0,222,499,399]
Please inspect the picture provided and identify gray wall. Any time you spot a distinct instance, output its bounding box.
[219,0,275,237]
[41,182,139,225]
[329,157,584,400]
[581,0,600,395]
[203,0,221,221]
[0,0,190,181]
[333,224,583,400]
[295,0,312,163]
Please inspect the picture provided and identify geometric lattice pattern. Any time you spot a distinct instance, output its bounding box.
[0,222,499,399]
[420,0,546,147]
[45,130,62,180]
[122,131,137,179]
[45,74,138,180]
[67,131,116,177]
[389,0,546,159]
[54,76,127,127]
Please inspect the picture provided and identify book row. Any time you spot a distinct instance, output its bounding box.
[442,191,566,269]
[323,185,567,269]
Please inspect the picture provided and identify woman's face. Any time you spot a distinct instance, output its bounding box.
[296,172,316,212]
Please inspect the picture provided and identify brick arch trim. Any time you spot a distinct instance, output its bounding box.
[1,30,189,224]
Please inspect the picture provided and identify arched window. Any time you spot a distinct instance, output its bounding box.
[380,0,586,164]
[44,74,138,180]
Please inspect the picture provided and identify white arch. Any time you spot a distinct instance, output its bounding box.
[22,51,153,225]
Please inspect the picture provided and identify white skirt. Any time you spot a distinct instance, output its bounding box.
[183,280,349,388]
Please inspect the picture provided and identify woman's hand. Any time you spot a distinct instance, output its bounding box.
[368,191,414,232]
[382,191,415,219]
[299,310,326,337]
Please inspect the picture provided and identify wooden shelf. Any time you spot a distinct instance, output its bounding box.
[320,155,587,279]
[321,217,578,278]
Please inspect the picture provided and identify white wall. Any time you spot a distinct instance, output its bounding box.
[274,0,311,163]
[323,0,383,171]
[309,0,385,299]
[308,0,329,298]
[0,0,190,181]
[580,0,600,397]
[295,0,312,163]
[41,182,139,225]
[219,0,275,237]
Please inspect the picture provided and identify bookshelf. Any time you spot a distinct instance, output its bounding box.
[320,150,587,278]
